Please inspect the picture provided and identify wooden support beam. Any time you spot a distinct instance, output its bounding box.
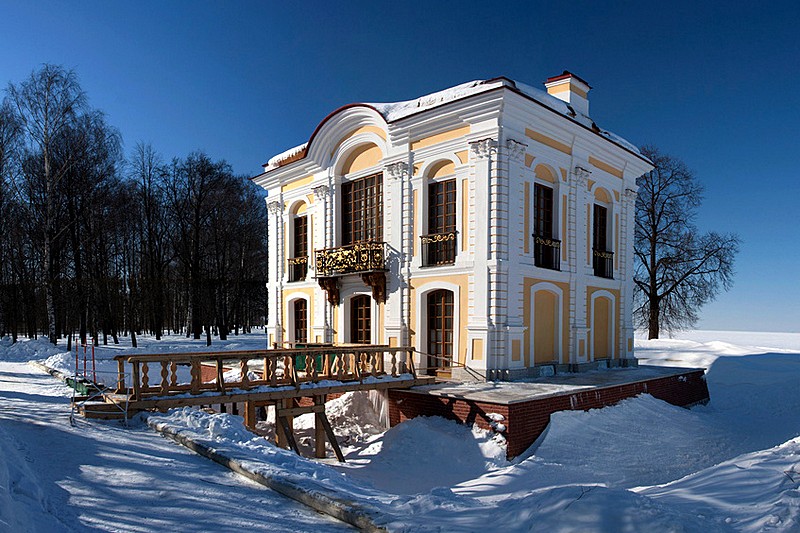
[276,405,325,418]
[277,415,299,455]
[317,410,344,462]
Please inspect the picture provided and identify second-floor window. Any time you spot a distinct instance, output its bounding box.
[288,214,308,282]
[342,173,382,245]
[593,204,613,278]
[422,179,457,266]
[533,184,560,270]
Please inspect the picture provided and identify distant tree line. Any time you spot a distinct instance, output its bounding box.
[0,64,268,346]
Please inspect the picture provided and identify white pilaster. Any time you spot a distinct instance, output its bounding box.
[568,166,591,363]
[466,138,496,375]
[267,198,285,346]
[384,161,410,347]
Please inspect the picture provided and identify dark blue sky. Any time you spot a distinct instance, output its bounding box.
[2,1,798,332]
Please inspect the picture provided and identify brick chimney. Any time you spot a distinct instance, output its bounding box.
[544,71,591,117]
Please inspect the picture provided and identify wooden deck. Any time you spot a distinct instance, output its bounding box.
[73,345,434,461]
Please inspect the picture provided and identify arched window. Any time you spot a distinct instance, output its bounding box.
[532,164,561,270]
[592,188,614,279]
[350,295,371,344]
[427,289,454,374]
[423,179,457,266]
[289,211,308,282]
[342,173,383,245]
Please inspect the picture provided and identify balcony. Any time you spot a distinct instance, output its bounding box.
[420,231,457,267]
[314,242,388,306]
[287,256,308,282]
[315,241,387,277]
[533,234,561,271]
[593,248,614,279]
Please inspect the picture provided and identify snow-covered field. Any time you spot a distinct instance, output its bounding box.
[1,330,799,531]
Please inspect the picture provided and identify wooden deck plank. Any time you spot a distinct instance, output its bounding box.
[101,377,435,411]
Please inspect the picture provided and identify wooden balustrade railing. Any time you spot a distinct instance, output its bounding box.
[114,346,416,401]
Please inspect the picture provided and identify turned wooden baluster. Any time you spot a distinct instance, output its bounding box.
[170,361,178,388]
[240,358,250,390]
[391,352,397,377]
[160,361,169,394]
[142,362,150,390]
[190,359,200,394]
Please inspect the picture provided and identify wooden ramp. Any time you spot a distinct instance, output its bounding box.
[73,345,433,460]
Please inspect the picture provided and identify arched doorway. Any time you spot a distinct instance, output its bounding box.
[533,289,559,365]
[592,296,613,359]
[350,295,371,344]
[427,289,454,374]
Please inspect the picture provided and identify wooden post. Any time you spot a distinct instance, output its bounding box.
[275,403,286,448]
[314,395,326,459]
[131,361,140,401]
[116,359,126,393]
[244,401,257,430]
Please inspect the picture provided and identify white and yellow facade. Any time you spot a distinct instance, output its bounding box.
[252,72,652,380]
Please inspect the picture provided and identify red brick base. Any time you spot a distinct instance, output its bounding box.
[388,370,709,458]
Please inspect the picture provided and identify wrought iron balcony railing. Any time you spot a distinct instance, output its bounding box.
[533,234,561,271]
[287,256,308,282]
[420,231,457,267]
[593,248,614,279]
[315,241,387,277]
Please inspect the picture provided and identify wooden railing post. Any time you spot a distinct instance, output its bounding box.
[131,361,141,401]
[116,358,126,393]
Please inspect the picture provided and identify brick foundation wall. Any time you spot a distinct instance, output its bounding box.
[389,370,709,458]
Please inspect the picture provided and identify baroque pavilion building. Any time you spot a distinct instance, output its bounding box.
[252,72,653,381]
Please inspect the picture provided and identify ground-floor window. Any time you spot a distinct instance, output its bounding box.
[427,289,454,373]
[350,294,371,344]
[293,299,307,344]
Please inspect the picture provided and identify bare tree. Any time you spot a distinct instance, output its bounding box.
[634,146,740,339]
[7,65,87,344]
[0,100,21,336]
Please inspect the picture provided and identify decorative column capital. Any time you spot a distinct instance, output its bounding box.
[469,138,498,160]
[312,184,330,200]
[572,165,592,187]
[267,200,283,215]
[623,188,638,204]
[384,161,409,181]
[506,139,527,161]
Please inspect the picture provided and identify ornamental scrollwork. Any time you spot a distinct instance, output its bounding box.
[420,231,456,245]
[267,201,283,215]
[572,165,591,188]
[506,139,527,161]
[315,242,387,277]
[312,185,330,201]
[469,138,497,160]
[534,235,561,249]
[384,161,409,181]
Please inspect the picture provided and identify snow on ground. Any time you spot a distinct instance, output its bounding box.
[2,330,800,531]
[0,333,352,532]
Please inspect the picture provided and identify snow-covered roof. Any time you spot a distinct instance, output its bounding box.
[262,77,643,172]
